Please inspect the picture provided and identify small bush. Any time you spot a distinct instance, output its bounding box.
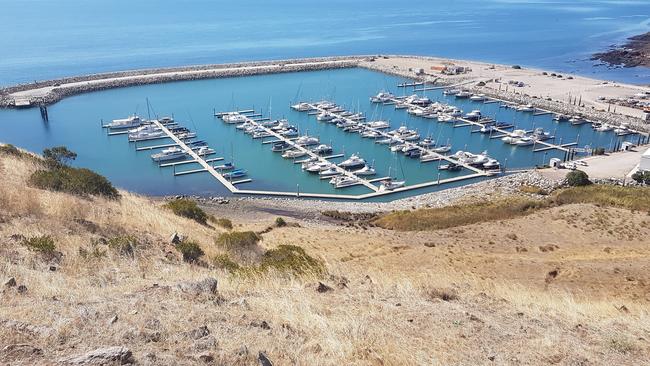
[426,288,459,302]
[566,170,591,187]
[212,254,240,272]
[22,235,56,254]
[210,217,233,230]
[176,240,204,263]
[275,217,287,227]
[43,146,77,167]
[164,199,208,225]
[215,231,260,251]
[0,144,27,158]
[79,246,107,260]
[30,166,119,199]
[107,235,137,257]
[593,147,606,156]
[260,245,323,275]
[631,171,650,185]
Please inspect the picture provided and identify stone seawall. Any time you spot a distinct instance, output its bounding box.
[0,56,369,108]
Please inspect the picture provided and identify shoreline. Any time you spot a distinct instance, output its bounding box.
[3,54,649,131]
[592,32,650,68]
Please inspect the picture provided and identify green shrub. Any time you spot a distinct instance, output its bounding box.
[631,171,650,185]
[43,146,77,167]
[164,199,208,225]
[176,240,204,263]
[78,246,107,260]
[566,170,591,187]
[215,231,260,251]
[107,235,137,257]
[22,235,56,254]
[212,254,240,272]
[275,217,287,227]
[210,217,233,230]
[29,166,119,199]
[260,245,323,275]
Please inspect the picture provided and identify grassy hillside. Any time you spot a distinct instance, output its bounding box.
[1,145,649,365]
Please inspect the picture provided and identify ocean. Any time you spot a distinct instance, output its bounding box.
[0,0,649,86]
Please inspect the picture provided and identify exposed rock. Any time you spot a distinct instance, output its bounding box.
[258,352,273,366]
[169,232,184,244]
[62,346,133,365]
[16,284,27,294]
[1,344,43,361]
[108,315,118,325]
[0,319,52,337]
[316,282,333,293]
[194,335,218,351]
[176,278,218,296]
[197,352,214,363]
[4,277,16,287]
[187,325,210,340]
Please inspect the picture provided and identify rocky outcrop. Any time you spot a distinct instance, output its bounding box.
[175,277,218,296]
[592,32,650,68]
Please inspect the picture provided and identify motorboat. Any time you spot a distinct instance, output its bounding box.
[316,112,335,121]
[319,166,341,177]
[455,91,471,99]
[401,145,420,154]
[338,154,366,169]
[366,120,390,129]
[291,102,312,111]
[370,92,395,103]
[464,110,482,121]
[479,125,495,134]
[569,116,586,125]
[402,133,421,142]
[405,149,422,158]
[514,137,535,146]
[360,130,381,139]
[311,144,333,155]
[158,117,175,125]
[214,162,235,171]
[395,102,409,109]
[295,135,320,146]
[222,113,247,124]
[252,131,272,139]
[614,124,629,134]
[353,165,376,176]
[280,128,299,137]
[432,145,452,153]
[223,169,247,179]
[501,129,527,144]
[194,146,215,156]
[151,147,187,162]
[439,162,462,171]
[408,107,425,116]
[128,128,166,141]
[418,138,436,148]
[443,89,460,96]
[271,142,291,152]
[532,128,551,140]
[330,176,361,189]
[282,149,307,159]
[517,104,535,112]
[379,178,405,191]
[483,158,501,170]
[107,115,143,129]
[391,144,406,152]
[236,121,255,130]
[376,137,399,145]
[470,94,487,102]
[438,115,456,123]
[316,101,337,110]
[420,152,439,162]
[553,114,570,122]
[305,161,333,173]
[596,123,613,132]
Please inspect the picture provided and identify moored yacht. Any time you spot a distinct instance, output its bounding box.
[338,154,366,170]
[353,164,376,176]
[370,91,395,103]
[291,102,312,111]
[107,115,143,129]
[151,147,186,162]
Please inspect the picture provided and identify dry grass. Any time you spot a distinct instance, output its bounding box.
[1,149,650,365]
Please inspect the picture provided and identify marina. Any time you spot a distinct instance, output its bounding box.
[1,67,647,199]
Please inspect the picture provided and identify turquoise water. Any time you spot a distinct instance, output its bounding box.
[1,0,649,86]
[0,68,639,199]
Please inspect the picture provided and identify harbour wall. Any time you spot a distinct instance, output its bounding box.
[0,56,369,108]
